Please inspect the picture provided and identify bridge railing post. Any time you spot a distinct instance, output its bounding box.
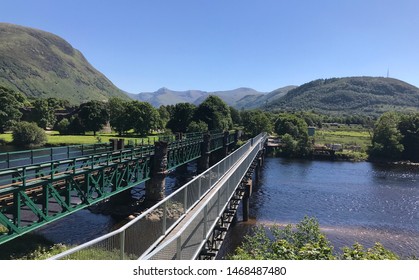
[183,186,188,216]
[162,200,167,234]
[176,236,182,260]
[198,177,202,198]
[119,230,125,260]
[203,205,208,239]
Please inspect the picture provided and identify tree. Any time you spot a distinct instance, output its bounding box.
[398,113,419,162]
[280,133,297,157]
[166,103,196,133]
[369,112,404,160]
[128,101,159,136]
[275,114,308,140]
[77,101,109,136]
[275,114,311,157]
[157,105,171,130]
[109,98,132,135]
[187,120,208,132]
[229,106,242,126]
[241,110,272,137]
[12,122,47,147]
[194,95,232,131]
[55,118,70,135]
[0,86,26,133]
[28,98,61,129]
[67,115,85,135]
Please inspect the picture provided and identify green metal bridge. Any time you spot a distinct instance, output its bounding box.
[49,133,267,260]
[0,131,237,245]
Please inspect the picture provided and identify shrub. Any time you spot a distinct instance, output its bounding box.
[229,216,335,260]
[12,121,47,147]
[55,118,70,135]
[229,217,399,260]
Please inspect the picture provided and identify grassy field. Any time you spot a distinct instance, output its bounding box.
[0,131,168,147]
[314,125,372,152]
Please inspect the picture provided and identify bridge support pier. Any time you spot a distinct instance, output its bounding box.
[242,180,252,221]
[222,131,229,157]
[198,133,211,174]
[145,141,168,202]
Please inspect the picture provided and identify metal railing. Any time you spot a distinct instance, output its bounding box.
[143,133,266,259]
[0,145,154,189]
[48,133,266,260]
[0,131,229,170]
[0,143,113,170]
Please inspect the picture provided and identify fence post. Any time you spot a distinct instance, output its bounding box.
[120,231,126,260]
[176,236,182,260]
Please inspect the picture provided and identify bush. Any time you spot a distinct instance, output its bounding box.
[55,118,70,135]
[229,217,399,260]
[229,216,335,260]
[341,242,399,260]
[12,121,47,147]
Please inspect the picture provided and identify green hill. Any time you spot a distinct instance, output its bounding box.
[266,77,419,116]
[0,23,129,104]
[235,85,297,109]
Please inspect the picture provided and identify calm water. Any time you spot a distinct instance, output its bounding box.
[219,157,419,259]
[5,158,419,259]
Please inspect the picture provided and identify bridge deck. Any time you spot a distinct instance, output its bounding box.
[47,133,266,260]
[145,148,249,259]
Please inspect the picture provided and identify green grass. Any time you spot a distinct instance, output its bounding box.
[16,244,137,260]
[315,126,371,152]
[0,131,167,147]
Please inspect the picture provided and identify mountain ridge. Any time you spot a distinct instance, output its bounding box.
[129,87,267,107]
[266,76,419,116]
[0,22,129,104]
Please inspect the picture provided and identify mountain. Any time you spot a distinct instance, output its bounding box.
[128,88,207,107]
[0,23,129,104]
[266,77,419,116]
[235,85,297,109]
[193,88,265,106]
[130,87,266,107]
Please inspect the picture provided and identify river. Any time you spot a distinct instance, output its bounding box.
[218,157,419,259]
[2,157,418,259]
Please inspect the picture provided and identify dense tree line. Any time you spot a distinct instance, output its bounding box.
[4,83,419,162]
[369,111,419,162]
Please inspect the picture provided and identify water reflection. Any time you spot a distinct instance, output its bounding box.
[220,157,419,259]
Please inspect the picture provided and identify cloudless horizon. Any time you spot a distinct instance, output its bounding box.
[2,0,419,93]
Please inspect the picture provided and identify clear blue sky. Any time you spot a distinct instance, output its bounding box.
[2,0,419,93]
